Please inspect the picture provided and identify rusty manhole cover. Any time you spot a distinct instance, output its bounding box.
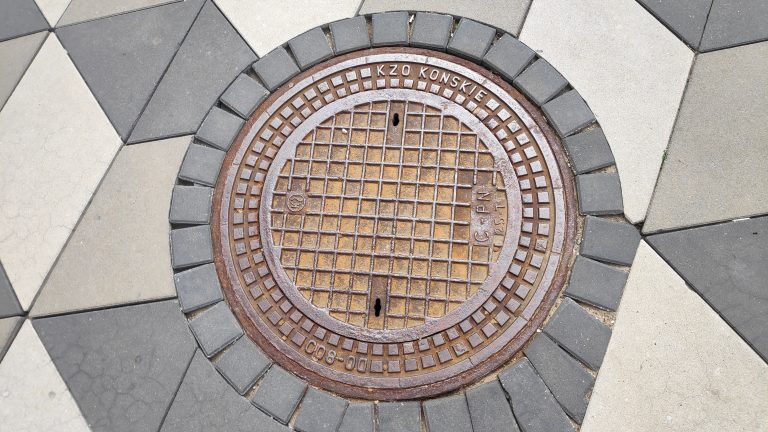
[212,48,576,399]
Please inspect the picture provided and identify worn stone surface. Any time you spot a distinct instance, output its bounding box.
[170,185,213,225]
[645,41,768,233]
[33,300,197,432]
[541,89,596,137]
[294,388,349,432]
[330,16,370,54]
[221,73,269,118]
[582,242,768,432]
[423,393,474,432]
[563,128,615,174]
[196,107,244,151]
[214,336,271,395]
[251,365,307,424]
[483,33,536,82]
[178,143,226,187]
[31,136,189,317]
[466,380,520,432]
[171,225,214,269]
[0,0,47,42]
[576,173,623,215]
[0,35,121,311]
[0,31,47,110]
[410,12,453,51]
[700,0,768,51]
[565,256,628,311]
[0,263,22,318]
[521,0,693,223]
[0,317,23,361]
[252,47,301,91]
[58,0,180,27]
[288,27,334,70]
[371,11,409,47]
[378,401,422,432]
[544,298,611,370]
[638,0,713,49]
[189,301,243,357]
[647,217,768,362]
[513,58,568,106]
[447,18,496,61]
[174,263,223,313]
[580,216,641,266]
[338,403,374,432]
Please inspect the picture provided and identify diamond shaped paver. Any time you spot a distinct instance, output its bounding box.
[576,172,623,215]
[189,301,243,357]
[294,388,349,432]
[563,127,615,174]
[544,298,611,370]
[378,401,421,432]
[331,16,370,54]
[447,18,496,61]
[338,402,374,432]
[178,143,226,187]
[253,47,301,91]
[372,11,409,47]
[214,336,271,395]
[466,380,520,432]
[423,393,473,432]
[221,74,269,118]
[196,107,244,151]
[170,225,214,269]
[170,185,213,225]
[174,263,224,313]
[483,33,536,82]
[542,89,596,137]
[513,58,568,106]
[252,365,307,424]
[580,216,641,266]
[411,12,453,51]
[288,27,334,70]
[565,256,628,311]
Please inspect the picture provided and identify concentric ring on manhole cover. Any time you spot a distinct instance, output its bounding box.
[212,48,577,399]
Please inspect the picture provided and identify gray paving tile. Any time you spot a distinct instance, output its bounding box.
[0,31,47,110]
[170,225,214,269]
[499,358,575,432]
[0,0,47,42]
[174,263,223,313]
[129,1,256,143]
[411,12,453,51]
[214,336,271,395]
[56,0,203,140]
[638,0,713,49]
[161,350,288,432]
[252,47,301,91]
[483,33,536,82]
[0,317,23,362]
[581,216,641,266]
[378,401,421,432]
[252,365,307,424]
[544,298,611,370]
[58,0,180,27]
[33,300,197,432]
[371,11,409,47]
[542,89,596,137]
[576,172,623,215]
[0,263,22,318]
[294,388,349,432]
[700,0,768,51]
[447,18,496,61]
[525,333,594,423]
[178,143,226,187]
[513,58,568,106]
[647,216,768,362]
[331,16,370,54]
[196,107,243,151]
[466,380,520,432]
[189,301,243,357]
[565,256,628,311]
[562,128,615,174]
[288,27,334,70]
[423,393,473,432]
[338,402,374,432]
[170,185,213,225]
[220,74,268,118]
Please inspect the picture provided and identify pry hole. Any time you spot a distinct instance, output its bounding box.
[374,298,382,317]
[392,113,400,126]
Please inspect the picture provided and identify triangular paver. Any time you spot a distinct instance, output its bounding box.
[34,0,71,26]
[0,31,47,110]
[637,0,713,49]
[57,0,180,27]
[0,0,48,42]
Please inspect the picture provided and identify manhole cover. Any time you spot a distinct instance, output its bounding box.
[212,48,576,399]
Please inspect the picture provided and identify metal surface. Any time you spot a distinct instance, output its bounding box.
[212,48,577,400]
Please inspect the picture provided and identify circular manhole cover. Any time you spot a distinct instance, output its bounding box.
[212,48,576,399]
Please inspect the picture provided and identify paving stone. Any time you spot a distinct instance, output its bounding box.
[338,402,374,432]
[161,350,288,432]
[644,41,768,233]
[288,27,334,70]
[57,0,180,26]
[30,137,188,317]
[331,16,370,54]
[252,47,301,91]
[0,317,23,361]
[541,89,596,137]
[56,0,204,140]
[252,365,307,424]
[294,388,349,432]
[0,0,48,42]
[576,172,623,215]
[33,300,197,432]
[0,35,121,311]
[580,216,641,266]
[447,18,496,62]
[700,0,768,51]
[525,333,594,423]
[582,242,768,432]
[35,0,71,26]
[466,380,520,432]
[520,0,693,223]
[189,301,243,357]
[564,256,628,311]
[423,393,473,432]
[129,1,256,143]
[483,33,536,82]
[499,358,575,432]
[638,0,713,49]
[378,401,422,432]
[170,185,213,225]
[0,31,47,110]
[371,11,409,47]
[0,322,91,431]
[360,0,531,36]
[170,225,214,269]
[174,263,223,313]
[513,58,568,106]
[544,298,611,370]
[178,143,226,187]
[221,73,269,118]
[214,336,271,395]
[196,107,244,151]
[411,12,453,51]
[647,217,768,362]
[562,127,615,174]
[0,263,22,318]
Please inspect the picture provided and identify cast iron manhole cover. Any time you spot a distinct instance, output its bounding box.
[212,48,576,399]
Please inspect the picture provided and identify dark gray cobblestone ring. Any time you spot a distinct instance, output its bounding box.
[168,11,641,432]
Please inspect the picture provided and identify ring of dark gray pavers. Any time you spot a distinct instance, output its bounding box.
[167,12,642,432]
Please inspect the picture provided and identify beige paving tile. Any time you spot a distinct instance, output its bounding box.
[214,0,358,56]
[582,242,768,432]
[34,0,70,26]
[0,31,47,110]
[520,0,693,223]
[30,136,191,317]
[0,321,91,432]
[57,0,180,27]
[0,35,122,311]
